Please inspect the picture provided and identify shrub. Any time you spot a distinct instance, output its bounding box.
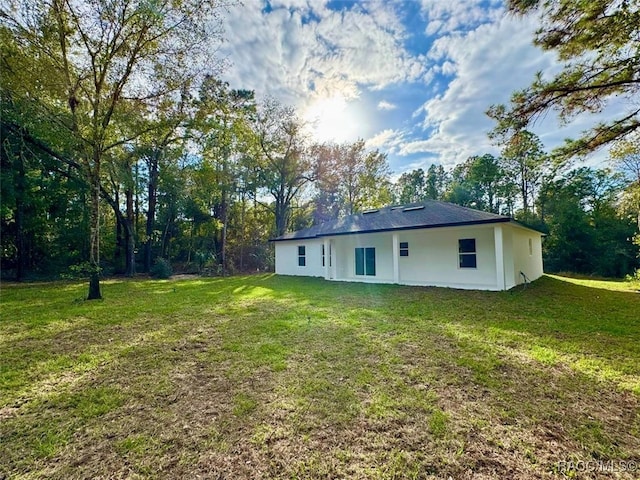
[150,258,173,279]
[625,268,640,289]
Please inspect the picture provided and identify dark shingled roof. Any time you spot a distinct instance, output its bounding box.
[272,200,516,241]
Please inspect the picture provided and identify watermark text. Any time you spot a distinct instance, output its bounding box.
[557,460,637,474]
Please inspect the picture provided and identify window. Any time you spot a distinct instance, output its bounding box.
[458,238,476,268]
[355,247,376,276]
[528,238,533,256]
[298,245,306,266]
[322,244,325,267]
[399,242,409,257]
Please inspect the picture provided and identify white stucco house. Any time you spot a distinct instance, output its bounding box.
[271,200,544,291]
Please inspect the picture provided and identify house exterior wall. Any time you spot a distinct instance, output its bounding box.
[511,226,544,284]
[274,238,326,278]
[501,226,516,289]
[273,223,544,291]
[395,225,498,290]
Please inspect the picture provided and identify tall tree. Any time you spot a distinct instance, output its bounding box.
[134,141,175,272]
[539,167,637,276]
[105,146,138,277]
[499,130,548,214]
[488,0,640,158]
[1,0,227,298]
[253,99,312,237]
[311,140,392,218]
[424,164,449,200]
[342,144,392,215]
[444,155,506,213]
[610,134,640,256]
[310,143,342,224]
[395,168,426,204]
[136,101,191,274]
[466,154,503,213]
[194,77,255,274]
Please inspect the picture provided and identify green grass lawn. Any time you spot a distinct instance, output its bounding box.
[1,274,639,479]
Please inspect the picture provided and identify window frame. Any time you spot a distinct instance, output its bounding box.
[355,247,376,276]
[458,238,477,269]
[298,245,306,267]
[399,241,409,257]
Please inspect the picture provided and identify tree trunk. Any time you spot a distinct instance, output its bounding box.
[114,189,125,274]
[221,188,228,275]
[13,151,26,281]
[144,152,159,272]
[135,161,140,238]
[88,271,101,299]
[161,211,174,259]
[125,187,136,276]
[187,219,194,264]
[239,190,246,271]
[87,163,102,300]
[521,174,529,214]
[274,196,290,237]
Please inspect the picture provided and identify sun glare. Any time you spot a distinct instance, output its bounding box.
[304,96,361,143]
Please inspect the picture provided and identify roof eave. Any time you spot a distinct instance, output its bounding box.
[269,234,319,242]
[508,220,547,235]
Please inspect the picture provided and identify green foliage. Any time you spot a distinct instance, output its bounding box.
[441,147,640,277]
[311,140,392,221]
[396,168,427,204]
[3,0,638,286]
[0,117,89,280]
[63,262,102,280]
[251,98,312,236]
[150,258,173,279]
[538,167,638,276]
[610,134,640,239]
[490,0,640,158]
[425,164,448,200]
[1,0,231,296]
[444,154,507,213]
[499,130,549,213]
[625,268,640,285]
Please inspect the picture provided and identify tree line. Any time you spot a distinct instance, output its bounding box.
[1,0,639,297]
[0,0,395,293]
[394,133,640,278]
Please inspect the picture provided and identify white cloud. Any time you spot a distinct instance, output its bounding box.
[365,128,407,152]
[219,0,426,113]
[403,15,557,165]
[421,0,502,36]
[377,100,397,111]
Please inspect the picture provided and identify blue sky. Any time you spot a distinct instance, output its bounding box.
[218,0,614,175]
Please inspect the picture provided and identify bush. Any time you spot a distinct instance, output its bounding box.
[150,258,173,279]
[625,268,640,289]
